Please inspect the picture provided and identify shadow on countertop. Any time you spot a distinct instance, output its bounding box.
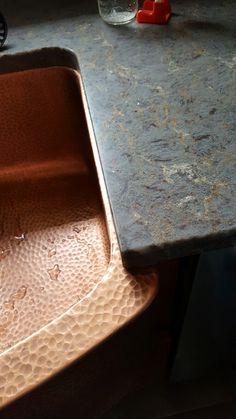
[1,0,98,28]
[2,0,235,32]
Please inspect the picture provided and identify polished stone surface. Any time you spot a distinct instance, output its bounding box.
[1,0,236,268]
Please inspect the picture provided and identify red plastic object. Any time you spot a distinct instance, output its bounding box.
[136,0,172,24]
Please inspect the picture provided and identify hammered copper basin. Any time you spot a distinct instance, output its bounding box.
[0,63,110,352]
[0,48,158,408]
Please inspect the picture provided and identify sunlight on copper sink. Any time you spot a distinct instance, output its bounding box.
[0,48,158,408]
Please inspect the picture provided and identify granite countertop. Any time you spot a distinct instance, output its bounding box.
[1,0,236,269]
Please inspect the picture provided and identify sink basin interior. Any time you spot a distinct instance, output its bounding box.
[0,66,110,353]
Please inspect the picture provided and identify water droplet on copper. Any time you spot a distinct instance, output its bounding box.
[47,264,61,280]
[14,233,27,244]
[12,286,27,301]
[73,226,81,234]
[0,248,10,261]
[3,286,27,312]
[48,248,56,257]
[3,301,14,310]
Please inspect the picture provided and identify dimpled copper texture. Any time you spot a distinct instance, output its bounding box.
[0,51,158,408]
[0,67,110,353]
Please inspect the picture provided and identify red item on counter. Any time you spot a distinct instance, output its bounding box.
[136,0,172,24]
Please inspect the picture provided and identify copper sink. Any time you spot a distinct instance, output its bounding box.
[0,48,158,408]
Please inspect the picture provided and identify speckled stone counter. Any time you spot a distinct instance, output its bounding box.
[1,0,236,268]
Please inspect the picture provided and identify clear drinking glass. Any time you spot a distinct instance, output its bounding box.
[98,0,138,25]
